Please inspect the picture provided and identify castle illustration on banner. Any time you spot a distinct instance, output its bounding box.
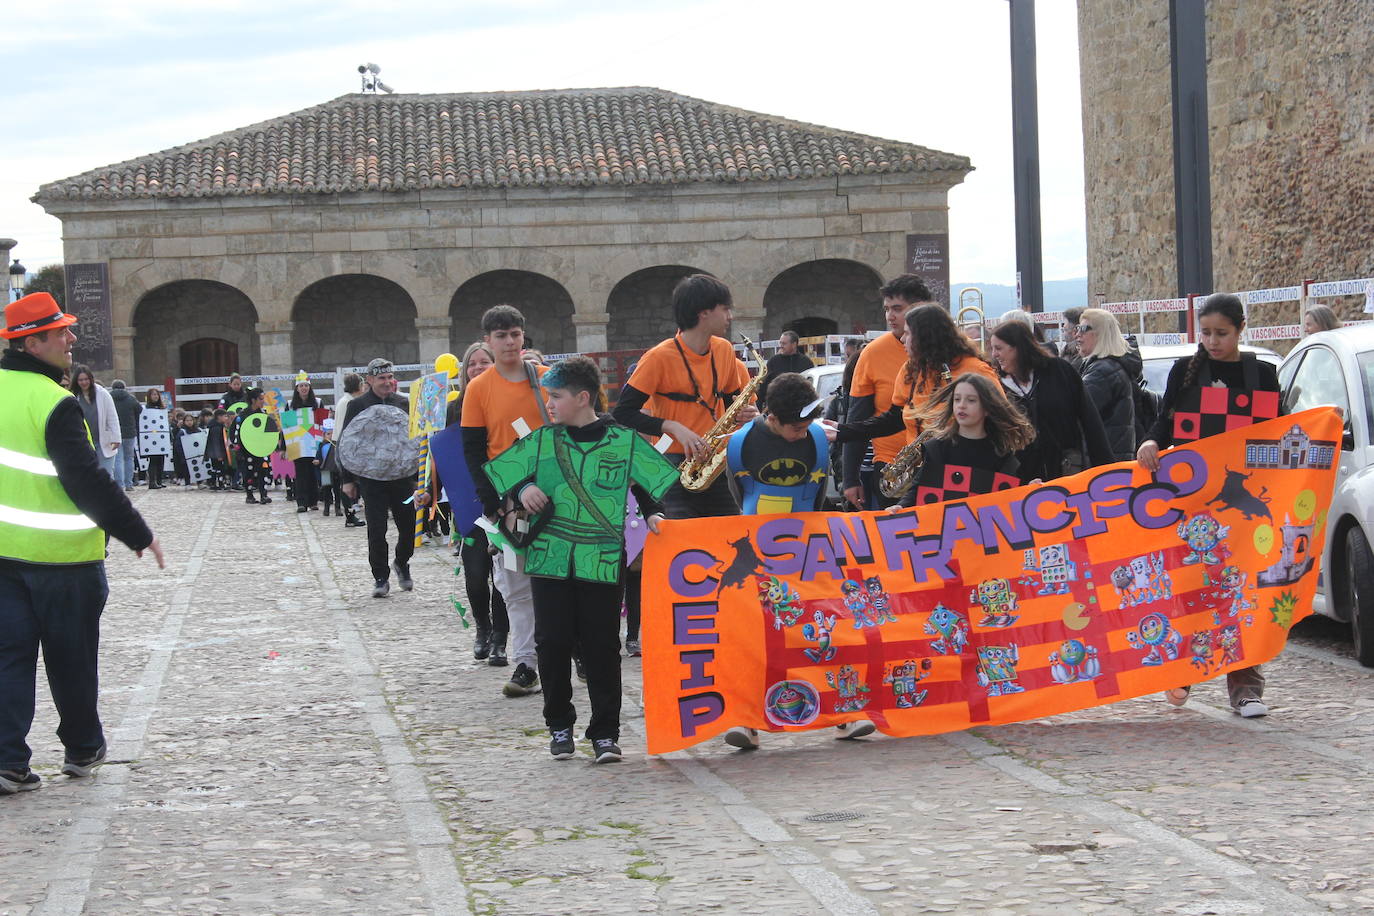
[1244,424,1337,470]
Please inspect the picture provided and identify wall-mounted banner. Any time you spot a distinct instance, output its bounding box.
[64,263,113,370]
[642,409,1341,754]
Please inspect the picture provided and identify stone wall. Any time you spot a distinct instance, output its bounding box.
[448,270,575,356]
[762,259,883,340]
[130,280,261,385]
[1079,0,1374,328]
[291,275,420,370]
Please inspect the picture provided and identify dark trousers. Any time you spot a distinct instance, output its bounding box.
[358,477,417,582]
[238,453,267,496]
[293,458,319,508]
[147,454,165,487]
[460,530,509,633]
[660,455,740,519]
[531,576,622,740]
[0,561,109,771]
[623,567,641,641]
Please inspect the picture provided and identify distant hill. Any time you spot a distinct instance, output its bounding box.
[951,278,1088,316]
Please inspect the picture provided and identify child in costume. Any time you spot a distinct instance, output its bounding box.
[1137,293,1282,718]
[483,356,678,763]
[720,372,881,751]
[231,388,273,504]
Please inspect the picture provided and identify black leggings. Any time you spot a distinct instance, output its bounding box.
[460,529,508,633]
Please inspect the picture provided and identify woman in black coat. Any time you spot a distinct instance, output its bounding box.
[1076,309,1140,461]
[988,320,1114,480]
[289,377,324,512]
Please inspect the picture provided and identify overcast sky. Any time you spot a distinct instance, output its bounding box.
[3,0,1087,284]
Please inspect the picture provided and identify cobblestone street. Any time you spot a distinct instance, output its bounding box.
[4,488,1372,915]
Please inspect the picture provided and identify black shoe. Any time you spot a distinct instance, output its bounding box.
[346,517,365,528]
[473,627,492,661]
[575,656,587,682]
[297,506,308,513]
[323,507,331,517]
[245,493,259,504]
[549,728,576,760]
[372,579,390,598]
[488,634,508,667]
[392,562,413,591]
[0,769,41,794]
[503,663,540,697]
[309,505,320,511]
[592,738,623,764]
[61,742,107,778]
[260,495,273,504]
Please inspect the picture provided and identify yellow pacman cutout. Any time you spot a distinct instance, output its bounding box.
[1294,489,1317,522]
[446,389,460,402]
[1253,524,1275,555]
[239,412,279,458]
[227,401,247,413]
[1062,602,1091,631]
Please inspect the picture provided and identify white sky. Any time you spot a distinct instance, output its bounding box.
[2,0,1087,284]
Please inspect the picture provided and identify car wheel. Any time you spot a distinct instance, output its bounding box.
[1347,527,1374,668]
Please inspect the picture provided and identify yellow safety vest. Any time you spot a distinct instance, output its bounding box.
[0,367,105,564]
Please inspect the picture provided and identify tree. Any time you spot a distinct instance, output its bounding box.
[23,264,65,307]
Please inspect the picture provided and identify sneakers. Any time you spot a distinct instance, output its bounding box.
[1236,698,1269,718]
[0,769,41,794]
[296,506,308,513]
[625,639,642,657]
[260,495,273,504]
[392,562,413,591]
[245,493,259,504]
[723,727,759,750]
[1165,686,1191,707]
[549,728,576,760]
[345,516,365,527]
[61,742,107,778]
[503,663,541,697]
[835,720,877,740]
[372,579,390,598]
[592,738,623,764]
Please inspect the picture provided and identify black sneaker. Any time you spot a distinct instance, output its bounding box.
[592,738,623,764]
[372,579,390,598]
[346,517,366,527]
[549,728,575,760]
[245,493,259,504]
[0,769,41,794]
[296,506,308,513]
[260,495,273,504]
[503,663,541,697]
[392,562,413,591]
[61,742,107,778]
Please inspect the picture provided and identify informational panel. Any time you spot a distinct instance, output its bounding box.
[64,263,114,371]
[905,234,950,307]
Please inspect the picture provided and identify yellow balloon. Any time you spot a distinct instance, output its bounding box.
[434,353,460,378]
[1253,524,1275,555]
[446,389,460,402]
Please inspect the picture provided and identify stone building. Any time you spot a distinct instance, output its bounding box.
[34,88,971,383]
[1078,1,1374,323]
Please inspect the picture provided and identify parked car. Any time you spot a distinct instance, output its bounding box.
[1138,343,1282,396]
[800,363,847,507]
[1278,325,1374,664]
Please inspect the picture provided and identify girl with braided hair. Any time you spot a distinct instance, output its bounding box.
[1136,293,1281,718]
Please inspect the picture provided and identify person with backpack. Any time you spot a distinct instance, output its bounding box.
[1076,309,1139,461]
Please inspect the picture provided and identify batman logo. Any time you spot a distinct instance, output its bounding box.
[759,457,808,487]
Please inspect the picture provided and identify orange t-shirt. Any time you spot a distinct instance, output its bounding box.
[625,334,751,455]
[891,354,999,440]
[460,363,550,459]
[849,332,909,464]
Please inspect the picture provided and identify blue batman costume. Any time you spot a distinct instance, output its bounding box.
[726,418,829,515]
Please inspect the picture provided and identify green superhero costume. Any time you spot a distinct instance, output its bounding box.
[484,420,678,584]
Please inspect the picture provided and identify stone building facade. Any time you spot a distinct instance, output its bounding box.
[35,88,970,383]
[1078,0,1374,324]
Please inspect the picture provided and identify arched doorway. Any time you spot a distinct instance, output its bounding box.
[605,266,709,351]
[292,275,419,369]
[784,316,840,339]
[762,260,883,340]
[132,280,260,386]
[180,338,239,378]
[448,270,575,356]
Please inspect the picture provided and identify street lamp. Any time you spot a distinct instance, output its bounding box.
[8,260,25,302]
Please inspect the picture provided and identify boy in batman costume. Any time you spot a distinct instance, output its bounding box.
[726,372,830,514]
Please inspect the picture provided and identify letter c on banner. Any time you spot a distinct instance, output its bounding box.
[669,549,720,597]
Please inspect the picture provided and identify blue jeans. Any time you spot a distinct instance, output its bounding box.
[0,561,109,772]
[115,437,137,488]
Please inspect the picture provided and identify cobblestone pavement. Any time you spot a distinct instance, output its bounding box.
[4,487,1373,914]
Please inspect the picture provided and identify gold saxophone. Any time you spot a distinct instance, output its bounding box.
[679,334,768,492]
[878,363,952,499]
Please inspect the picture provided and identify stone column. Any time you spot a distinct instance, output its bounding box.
[573,313,609,353]
[112,326,136,382]
[256,321,295,374]
[731,284,767,344]
[414,316,454,364]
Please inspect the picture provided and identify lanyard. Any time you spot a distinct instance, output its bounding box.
[673,336,722,419]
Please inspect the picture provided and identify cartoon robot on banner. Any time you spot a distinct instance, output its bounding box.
[802,609,839,663]
[1111,552,1173,608]
[1126,612,1184,666]
[1049,639,1101,684]
[883,659,932,708]
[924,604,970,655]
[976,645,1024,696]
[1213,566,1255,620]
[825,664,871,712]
[1187,630,1216,673]
[969,578,1020,628]
[1022,544,1079,595]
[757,574,805,631]
[840,578,880,629]
[864,575,898,625]
[1177,513,1231,566]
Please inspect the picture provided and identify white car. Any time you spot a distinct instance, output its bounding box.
[1139,343,1282,396]
[800,363,844,405]
[1279,325,1374,664]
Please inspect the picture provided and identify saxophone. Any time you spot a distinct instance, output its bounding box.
[679,334,768,491]
[879,362,952,499]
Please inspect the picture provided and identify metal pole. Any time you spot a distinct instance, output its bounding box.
[1009,0,1044,313]
[1169,0,1214,330]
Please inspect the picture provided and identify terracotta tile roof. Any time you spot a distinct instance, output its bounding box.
[35,88,971,201]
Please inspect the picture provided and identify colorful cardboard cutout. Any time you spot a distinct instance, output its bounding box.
[238,412,279,458]
[430,424,483,537]
[181,430,208,460]
[640,408,1342,754]
[409,371,449,439]
[270,451,295,479]
[281,407,330,460]
[137,409,171,457]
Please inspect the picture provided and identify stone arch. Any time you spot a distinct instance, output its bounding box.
[131,280,261,386]
[291,274,419,369]
[762,259,884,340]
[605,265,711,351]
[448,270,576,356]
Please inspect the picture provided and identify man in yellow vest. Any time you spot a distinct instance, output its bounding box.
[0,292,164,796]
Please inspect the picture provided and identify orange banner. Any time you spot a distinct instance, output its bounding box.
[642,408,1342,754]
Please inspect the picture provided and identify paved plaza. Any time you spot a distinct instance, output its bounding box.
[3,487,1373,915]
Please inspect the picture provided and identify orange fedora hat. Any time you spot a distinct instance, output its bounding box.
[1,292,78,340]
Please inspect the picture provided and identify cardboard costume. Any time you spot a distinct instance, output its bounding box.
[1171,354,1280,444]
[483,423,678,584]
[726,420,829,515]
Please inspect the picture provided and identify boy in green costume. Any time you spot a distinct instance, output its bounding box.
[484,357,677,763]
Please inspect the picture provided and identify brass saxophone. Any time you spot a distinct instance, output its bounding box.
[878,363,952,499]
[679,334,768,491]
